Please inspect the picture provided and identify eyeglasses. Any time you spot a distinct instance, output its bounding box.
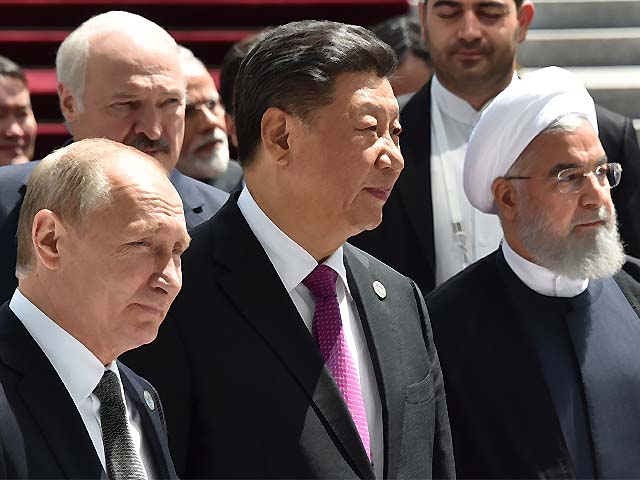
[503,162,622,194]
[185,98,223,117]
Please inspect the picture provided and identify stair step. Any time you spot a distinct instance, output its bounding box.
[518,28,640,67]
[521,66,640,119]
[0,29,256,67]
[0,0,409,29]
[531,0,640,30]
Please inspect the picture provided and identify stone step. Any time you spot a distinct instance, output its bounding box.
[531,0,640,30]
[521,66,640,120]
[517,28,640,67]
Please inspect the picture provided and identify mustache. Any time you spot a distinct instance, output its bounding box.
[128,135,171,154]
[190,128,228,151]
[571,206,613,229]
[450,39,488,55]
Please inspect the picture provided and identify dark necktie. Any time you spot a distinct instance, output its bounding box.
[93,370,147,480]
[303,264,371,459]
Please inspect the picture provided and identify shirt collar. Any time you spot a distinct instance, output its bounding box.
[431,72,519,125]
[501,239,589,297]
[237,187,350,295]
[9,288,123,406]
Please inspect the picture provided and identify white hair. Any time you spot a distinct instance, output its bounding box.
[56,11,178,112]
[178,45,209,78]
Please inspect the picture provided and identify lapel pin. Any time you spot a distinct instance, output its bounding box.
[372,281,386,300]
[144,390,155,411]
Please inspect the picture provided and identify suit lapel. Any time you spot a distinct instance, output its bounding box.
[343,246,406,479]
[0,305,104,479]
[209,200,373,478]
[398,81,435,270]
[169,169,208,227]
[119,364,175,479]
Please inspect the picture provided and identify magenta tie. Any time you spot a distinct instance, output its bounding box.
[303,264,371,459]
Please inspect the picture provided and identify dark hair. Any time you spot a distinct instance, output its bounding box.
[0,55,27,85]
[234,20,397,167]
[219,34,258,116]
[371,15,430,66]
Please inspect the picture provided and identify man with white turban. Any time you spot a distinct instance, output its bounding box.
[427,67,640,479]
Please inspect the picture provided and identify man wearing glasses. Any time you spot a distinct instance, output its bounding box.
[427,67,640,479]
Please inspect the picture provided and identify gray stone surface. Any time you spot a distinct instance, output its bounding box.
[532,0,640,29]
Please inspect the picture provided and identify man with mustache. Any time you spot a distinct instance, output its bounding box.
[175,47,243,193]
[350,0,640,295]
[0,11,228,304]
[427,67,640,478]
[0,56,36,167]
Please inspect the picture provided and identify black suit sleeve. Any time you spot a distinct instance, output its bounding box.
[411,279,456,479]
[597,106,640,258]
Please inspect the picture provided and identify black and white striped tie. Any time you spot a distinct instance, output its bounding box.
[93,370,147,480]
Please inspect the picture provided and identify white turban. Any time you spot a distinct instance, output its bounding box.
[463,66,598,214]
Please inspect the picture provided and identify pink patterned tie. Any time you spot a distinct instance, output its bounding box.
[303,264,371,459]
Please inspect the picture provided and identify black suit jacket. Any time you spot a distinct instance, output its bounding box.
[121,194,455,479]
[0,302,177,479]
[425,250,640,479]
[350,80,640,295]
[0,161,228,304]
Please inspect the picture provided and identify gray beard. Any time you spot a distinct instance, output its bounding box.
[516,203,626,280]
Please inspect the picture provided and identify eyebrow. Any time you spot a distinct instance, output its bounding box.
[357,102,400,118]
[548,155,608,176]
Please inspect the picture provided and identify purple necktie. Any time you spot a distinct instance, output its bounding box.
[303,264,370,459]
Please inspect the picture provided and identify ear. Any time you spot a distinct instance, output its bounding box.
[225,112,238,148]
[492,177,519,223]
[31,209,67,272]
[58,83,80,123]
[260,107,293,166]
[516,1,535,44]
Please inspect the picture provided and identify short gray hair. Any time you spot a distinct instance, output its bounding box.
[16,138,157,279]
[56,11,178,111]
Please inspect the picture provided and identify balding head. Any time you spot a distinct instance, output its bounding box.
[56,12,186,170]
[17,138,190,364]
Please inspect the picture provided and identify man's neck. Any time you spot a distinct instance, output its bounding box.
[434,72,515,111]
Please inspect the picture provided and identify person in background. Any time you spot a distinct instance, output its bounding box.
[0,138,188,479]
[0,11,228,305]
[428,66,640,479]
[0,55,37,166]
[175,46,242,193]
[351,0,640,295]
[370,14,432,109]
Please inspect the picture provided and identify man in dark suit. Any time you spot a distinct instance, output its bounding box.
[0,11,227,304]
[351,0,640,295]
[428,67,640,478]
[122,20,454,479]
[0,138,190,478]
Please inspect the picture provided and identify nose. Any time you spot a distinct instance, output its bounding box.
[459,10,482,43]
[579,172,610,210]
[135,106,163,140]
[2,116,25,138]
[200,103,226,133]
[151,251,182,298]
[376,138,404,173]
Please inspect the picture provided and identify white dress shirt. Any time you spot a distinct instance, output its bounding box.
[430,74,517,286]
[237,187,383,477]
[502,240,588,297]
[9,289,155,478]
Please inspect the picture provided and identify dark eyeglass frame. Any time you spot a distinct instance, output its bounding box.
[503,162,622,194]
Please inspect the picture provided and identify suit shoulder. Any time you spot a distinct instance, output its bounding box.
[0,162,38,188]
[427,252,499,312]
[180,173,229,204]
[345,242,411,283]
[595,103,628,127]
